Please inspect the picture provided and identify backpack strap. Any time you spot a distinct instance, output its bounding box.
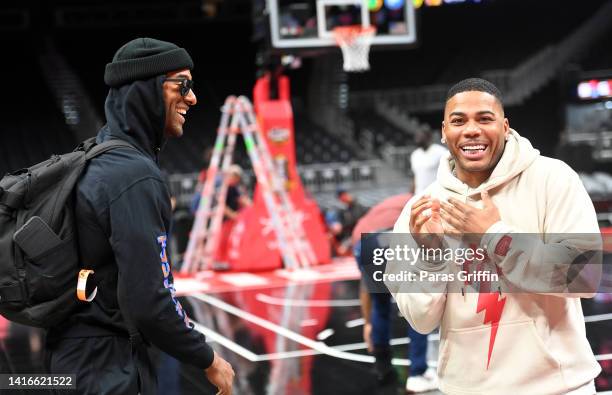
[74,136,98,153]
[85,139,138,160]
[0,187,22,210]
[81,139,149,349]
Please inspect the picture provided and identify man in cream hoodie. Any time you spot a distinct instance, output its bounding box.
[386,78,601,395]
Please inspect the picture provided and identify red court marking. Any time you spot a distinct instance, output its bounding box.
[174,257,359,296]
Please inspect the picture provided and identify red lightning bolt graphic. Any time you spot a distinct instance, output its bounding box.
[476,292,506,369]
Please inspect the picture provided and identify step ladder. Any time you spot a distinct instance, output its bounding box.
[182,96,316,273]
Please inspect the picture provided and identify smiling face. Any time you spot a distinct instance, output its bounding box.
[442,90,509,187]
[163,69,197,138]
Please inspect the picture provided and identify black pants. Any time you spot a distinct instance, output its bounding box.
[45,336,156,395]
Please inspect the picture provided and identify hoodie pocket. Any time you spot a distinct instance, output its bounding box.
[439,320,564,393]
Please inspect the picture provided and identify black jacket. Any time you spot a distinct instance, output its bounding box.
[49,75,214,369]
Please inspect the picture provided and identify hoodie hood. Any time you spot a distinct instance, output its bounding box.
[97,75,166,161]
[437,129,540,196]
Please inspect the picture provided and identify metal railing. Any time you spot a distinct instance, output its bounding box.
[380,145,416,175]
[567,130,612,162]
[298,159,388,192]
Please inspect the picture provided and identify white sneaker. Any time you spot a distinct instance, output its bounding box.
[423,367,438,382]
[405,367,438,393]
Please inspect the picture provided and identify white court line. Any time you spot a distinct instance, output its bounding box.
[256,335,442,362]
[260,337,409,361]
[256,294,612,322]
[256,293,360,307]
[190,293,438,366]
[192,317,430,367]
[256,348,320,360]
[219,273,269,287]
[192,318,382,362]
[191,312,608,367]
[189,294,607,366]
[255,337,412,361]
[346,318,365,328]
[301,318,319,327]
[316,328,334,341]
[191,293,383,364]
[191,322,259,362]
[258,337,413,361]
[584,313,612,322]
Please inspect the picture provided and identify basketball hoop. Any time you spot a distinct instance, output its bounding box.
[333,25,376,72]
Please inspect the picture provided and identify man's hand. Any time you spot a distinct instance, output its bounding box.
[409,195,444,249]
[329,222,343,236]
[440,191,501,240]
[205,351,235,395]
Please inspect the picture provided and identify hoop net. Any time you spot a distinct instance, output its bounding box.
[333,25,376,72]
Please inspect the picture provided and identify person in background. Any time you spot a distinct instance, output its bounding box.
[387,128,447,392]
[213,165,252,268]
[223,165,252,220]
[328,188,369,256]
[410,129,448,195]
[352,189,439,393]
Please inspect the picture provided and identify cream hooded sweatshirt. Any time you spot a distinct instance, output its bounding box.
[390,130,601,395]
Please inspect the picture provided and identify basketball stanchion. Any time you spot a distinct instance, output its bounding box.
[235,105,300,270]
[182,96,315,273]
[237,97,317,268]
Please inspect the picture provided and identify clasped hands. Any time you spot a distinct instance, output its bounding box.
[409,191,501,249]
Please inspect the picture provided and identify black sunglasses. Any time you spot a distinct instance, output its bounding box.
[163,78,194,96]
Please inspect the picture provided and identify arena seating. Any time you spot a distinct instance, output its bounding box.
[349,109,414,156]
[294,113,369,164]
[579,27,612,72]
[349,0,609,92]
[0,40,76,176]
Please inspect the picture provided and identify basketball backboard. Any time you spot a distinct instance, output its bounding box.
[267,0,417,50]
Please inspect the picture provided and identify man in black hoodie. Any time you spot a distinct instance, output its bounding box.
[45,38,234,395]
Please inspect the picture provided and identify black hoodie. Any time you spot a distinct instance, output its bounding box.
[48,75,214,370]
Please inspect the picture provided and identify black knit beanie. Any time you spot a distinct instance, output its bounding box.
[104,37,194,87]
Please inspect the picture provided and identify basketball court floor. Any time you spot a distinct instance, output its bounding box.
[169,257,612,395]
[1,256,611,394]
[173,257,442,394]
